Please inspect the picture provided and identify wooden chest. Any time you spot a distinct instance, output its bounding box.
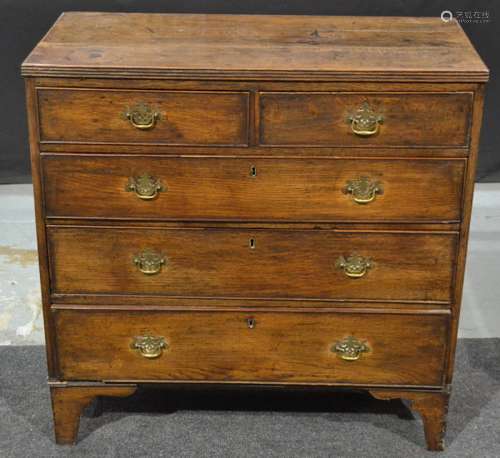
[22,13,488,450]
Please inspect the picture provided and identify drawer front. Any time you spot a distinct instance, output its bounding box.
[54,309,448,386]
[37,89,249,146]
[43,156,465,222]
[260,92,472,147]
[48,227,456,302]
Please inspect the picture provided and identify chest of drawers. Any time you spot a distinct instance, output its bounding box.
[22,13,488,450]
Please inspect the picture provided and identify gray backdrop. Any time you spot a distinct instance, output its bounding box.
[1,0,498,183]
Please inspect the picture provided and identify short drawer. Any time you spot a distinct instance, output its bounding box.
[37,88,249,146]
[259,92,472,147]
[42,156,465,222]
[54,309,448,386]
[48,227,457,303]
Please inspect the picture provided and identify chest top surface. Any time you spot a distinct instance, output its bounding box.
[22,12,488,82]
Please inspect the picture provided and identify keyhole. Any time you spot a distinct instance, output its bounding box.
[247,317,256,329]
[250,165,257,178]
[249,238,256,249]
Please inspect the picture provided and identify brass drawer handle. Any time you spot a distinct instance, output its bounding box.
[133,249,166,275]
[131,335,167,359]
[343,176,383,204]
[333,336,369,361]
[336,255,372,278]
[124,102,159,130]
[126,173,166,200]
[347,102,383,137]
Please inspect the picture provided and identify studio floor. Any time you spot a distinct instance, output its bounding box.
[1,183,500,344]
[0,341,499,457]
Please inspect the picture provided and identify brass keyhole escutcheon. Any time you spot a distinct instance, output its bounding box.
[249,238,256,250]
[246,317,256,329]
[250,165,257,178]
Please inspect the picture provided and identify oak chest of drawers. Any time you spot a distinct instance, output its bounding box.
[22,12,489,450]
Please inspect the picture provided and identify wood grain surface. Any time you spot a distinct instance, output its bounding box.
[54,309,448,385]
[260,92,472,146]
[22,13,488,81]
[37,88,249,146]
[47,226,457,302]
[41,155,465,222]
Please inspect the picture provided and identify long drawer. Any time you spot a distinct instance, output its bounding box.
[54,309,448,386]
[42,156,465,222]
[260,92,472,147]
[37,88,249,146]
[47,226,457,302]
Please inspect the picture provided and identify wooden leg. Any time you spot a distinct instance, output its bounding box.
[369,390,449,451]
[50,384,137,445]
